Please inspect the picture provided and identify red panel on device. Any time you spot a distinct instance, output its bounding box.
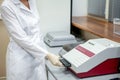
[75,46,95,57]
[69,58,120,78]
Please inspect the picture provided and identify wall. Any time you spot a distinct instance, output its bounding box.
[0,0,8,78]
[0,21,9,77]
[36,0,71,35]
[36,0,88,35]
[72,0,88,16]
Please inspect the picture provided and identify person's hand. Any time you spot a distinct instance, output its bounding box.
[46,53,63,67]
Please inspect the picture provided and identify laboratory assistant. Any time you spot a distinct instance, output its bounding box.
[1,0,63,80]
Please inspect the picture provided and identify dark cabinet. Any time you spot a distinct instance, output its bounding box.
[88,0,120,22]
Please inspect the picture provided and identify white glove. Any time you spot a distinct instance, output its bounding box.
[46,53,63,67]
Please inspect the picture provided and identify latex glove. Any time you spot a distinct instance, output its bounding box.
[46,53,63,67]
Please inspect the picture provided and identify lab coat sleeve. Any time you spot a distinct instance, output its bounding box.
[1,6,48,59]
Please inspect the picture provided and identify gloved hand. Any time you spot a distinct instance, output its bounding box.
[46,53,63,67]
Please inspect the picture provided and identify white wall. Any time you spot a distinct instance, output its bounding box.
[72,0,88,16]
[36,0,71,35]
[36,0,87,35]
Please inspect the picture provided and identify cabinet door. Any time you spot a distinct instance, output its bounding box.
[88,0,106,18]
[109,0,120,21]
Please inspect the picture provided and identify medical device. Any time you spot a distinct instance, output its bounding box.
[44,31,77,47]
[61,38,120,78]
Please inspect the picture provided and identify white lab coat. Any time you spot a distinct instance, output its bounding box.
[1,0,48,80]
